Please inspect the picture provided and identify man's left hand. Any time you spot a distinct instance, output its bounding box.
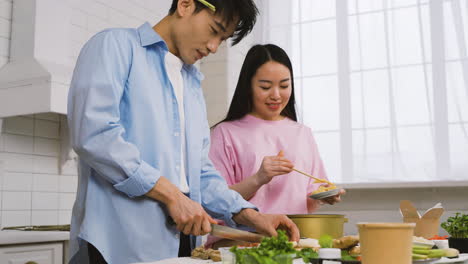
[232,209,300,242]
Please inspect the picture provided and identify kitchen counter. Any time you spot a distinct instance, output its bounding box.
[134,257,307,264]
[0,230,70,245]
[136,255,468,264]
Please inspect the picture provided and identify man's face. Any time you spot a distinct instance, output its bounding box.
[174,1,238,64]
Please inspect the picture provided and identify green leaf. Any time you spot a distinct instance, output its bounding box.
[318,234,334,248]
[441,212,468,238]
[230,230,298,264]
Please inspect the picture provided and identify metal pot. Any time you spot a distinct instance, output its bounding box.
[288,214,348,239]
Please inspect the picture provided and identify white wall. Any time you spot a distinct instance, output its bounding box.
[319,187,468,236]
[0,0,171,228]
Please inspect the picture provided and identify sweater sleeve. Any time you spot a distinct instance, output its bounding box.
[209,125,238,185]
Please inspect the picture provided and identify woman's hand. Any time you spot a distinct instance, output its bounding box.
[321,188,346,205]
[255,150,294,185]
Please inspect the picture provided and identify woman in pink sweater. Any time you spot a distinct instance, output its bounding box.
[207,44,345,248]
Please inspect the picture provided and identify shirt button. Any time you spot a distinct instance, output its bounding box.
[174,132,179,137]
[175,165,180,171]
[175,233,180,239]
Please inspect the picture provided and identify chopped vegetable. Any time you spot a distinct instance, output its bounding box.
[429,235,449,240]
[297,248,318,263]
[318,234,334,249]
[443,248,459,258]
[230,230,297,264]
[341,250,358,261]
[333,235,359,249]
[412,246,458,260]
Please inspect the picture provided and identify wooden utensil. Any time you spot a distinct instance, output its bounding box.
[292,168,335,186]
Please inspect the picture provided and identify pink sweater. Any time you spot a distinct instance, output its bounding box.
[209,114,328,215]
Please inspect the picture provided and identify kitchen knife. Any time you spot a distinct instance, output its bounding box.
[167,216,265,243]
[210,224,265,243]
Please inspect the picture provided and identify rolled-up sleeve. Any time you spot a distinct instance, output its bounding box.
[67,30,159,198]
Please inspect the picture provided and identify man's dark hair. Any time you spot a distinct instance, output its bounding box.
[214,44,297,127]
[169,0,258,45]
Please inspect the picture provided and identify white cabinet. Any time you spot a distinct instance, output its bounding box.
[0,242,63,264]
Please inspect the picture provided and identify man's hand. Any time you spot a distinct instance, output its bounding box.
[146,176,216,236]
[255,150,294,185]
[166,192,217,236]
[233,208,300,242]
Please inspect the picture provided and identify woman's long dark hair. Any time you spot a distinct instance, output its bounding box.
[215,44,297,126]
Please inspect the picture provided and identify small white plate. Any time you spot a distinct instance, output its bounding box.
[434,253,468,263]
[413,258,442,264]
[309,188,341,200]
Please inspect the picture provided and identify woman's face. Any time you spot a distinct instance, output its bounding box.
[250,61,292,121]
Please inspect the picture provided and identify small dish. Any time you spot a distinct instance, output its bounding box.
[219,247,235,264]
[413,258,442,264]
[432,240,449,249]
[318,248,341,259]
[434,253,468,263]
[309,188,341,200]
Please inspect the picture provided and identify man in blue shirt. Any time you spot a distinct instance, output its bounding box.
[67,0,300,263]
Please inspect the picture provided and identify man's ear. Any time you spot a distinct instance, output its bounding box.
[176,0,196,18]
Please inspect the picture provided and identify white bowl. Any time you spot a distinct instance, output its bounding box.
[219,247,235,264]
[432,240,449,249]
[318,248,341,259]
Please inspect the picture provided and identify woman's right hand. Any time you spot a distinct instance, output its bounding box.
[255,151,294,185]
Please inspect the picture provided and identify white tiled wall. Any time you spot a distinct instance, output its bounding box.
[0,0,172,228]
[0,114,77,227]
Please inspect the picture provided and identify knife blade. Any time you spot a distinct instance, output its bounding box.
[210,224,265,243]
[167,216,265,243]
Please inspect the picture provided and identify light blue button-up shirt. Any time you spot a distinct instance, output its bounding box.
[67,22,256,264]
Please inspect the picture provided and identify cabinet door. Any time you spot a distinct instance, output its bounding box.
[0,242,63,264]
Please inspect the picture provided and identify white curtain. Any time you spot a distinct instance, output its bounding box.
[257,0,468,184]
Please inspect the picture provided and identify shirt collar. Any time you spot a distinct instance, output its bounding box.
[137,22,204,81]
[137,22,167,49]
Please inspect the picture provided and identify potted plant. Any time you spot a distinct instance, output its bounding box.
[441,212,468,253]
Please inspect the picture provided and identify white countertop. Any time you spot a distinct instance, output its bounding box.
[0,230,70,245]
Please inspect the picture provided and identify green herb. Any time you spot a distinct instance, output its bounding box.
[441,212,468,238]
[318,234,334,248]
[341,250,358,261]
[297,248,319,263]
[230,230,297,264]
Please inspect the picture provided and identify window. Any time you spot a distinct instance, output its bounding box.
[258,0,468,184]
